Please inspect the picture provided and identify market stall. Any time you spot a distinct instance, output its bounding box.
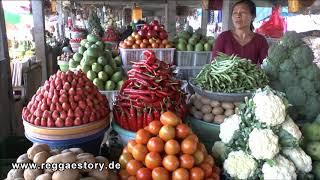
[1,0,320,179]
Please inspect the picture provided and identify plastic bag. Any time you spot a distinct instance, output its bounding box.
[256,6,286,38]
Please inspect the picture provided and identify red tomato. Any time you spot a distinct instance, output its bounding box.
[119,152,134,168]
[147,137,164,153]
[162,155,179,172]
[126,160,143,176]
[172,168,190,180]
[164,139,180,155]
[200,163,213,178]
[152,167,170,180]
[179,154,195,169]
[181,139,197,155]
[204,155,215,167]
[119,169,130,180]
[145,152,162,169]
[193,150,205,165]
[159,125,175,141]
[136,168,152,180]
[176,124,191,139]
[132,144,148,161]
[160,111,181,126]
[147,121,162,135]
[190,167,205,180]
[127,140,137,153]
[136,129,152,144]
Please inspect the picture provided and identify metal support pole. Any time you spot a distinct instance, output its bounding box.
[222,0,233,32]
[31,0,48,83]
[0,0,14,136]
[165,0,176,40]
[201,9,208,36]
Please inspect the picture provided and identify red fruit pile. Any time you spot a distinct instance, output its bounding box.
[102,27,119,42]
[22,71,110,127]
[70,38,82,43]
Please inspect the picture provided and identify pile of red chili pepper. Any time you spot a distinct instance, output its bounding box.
[113,50,187,132]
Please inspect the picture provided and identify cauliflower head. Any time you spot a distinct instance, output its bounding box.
[281,116,302,140]
[248,128,280,160]
[282,147,312,173]
[253,91,286,126]
[262,155,297,180]
[219,114,241,143]
[223,150,257,179]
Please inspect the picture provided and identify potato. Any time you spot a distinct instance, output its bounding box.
[212,107,224,115]
[7,169,24,179]
[27,144,50,160]
[68,148,84,155]
[200,97,211,105]
[193,98,203,110]
[88,169,109,180]
[203,114,214,123]
[46,152,76,164]
[193,111,203,119]
[34,151,51,165]
[24,169,43,180]
[35,173,52,180]
[50,149,60,156]
[14,178,24,180]
[201,105,212,114]
[95,156,109,166]
[210,100,220,107]
[214,115,225,124]
[77,153,96,173]
[17,153,31,163]
[234,102,241,107]
[80,178,96,180]
[61,149,71,154]
[52,170,79,180]
[190,106,198,115]
[195,93,202,100]
[221,102,235,110]
[224,109,235,117]
[189,94,196,104]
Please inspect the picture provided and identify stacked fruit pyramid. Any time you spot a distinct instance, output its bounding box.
[71,33,125,91]
[22,70,110,127]
[118,111,221,179]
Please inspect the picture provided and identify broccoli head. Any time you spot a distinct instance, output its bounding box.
[301,78,316,95]
[285,86,307,106]
[270,80,284,92]
[279,59,297,73]
[291,45,314,68]
[302,122,320,141]
[279,71,299,87]
[305,95,320,120]
[261,58,279,80]
[267,44,289,65]
[312,161,320,180]
[281,31,304,49]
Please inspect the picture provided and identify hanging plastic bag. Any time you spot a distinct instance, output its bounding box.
[256,5,286,38]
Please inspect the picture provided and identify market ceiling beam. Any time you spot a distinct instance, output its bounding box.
[31,0,48,83]
[0,0,14,137]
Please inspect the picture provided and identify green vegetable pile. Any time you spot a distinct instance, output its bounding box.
[302,114,320,179]
[194,53,269,93]
[262,31,320,120]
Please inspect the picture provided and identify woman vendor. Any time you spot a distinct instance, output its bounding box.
[212,0,269,65]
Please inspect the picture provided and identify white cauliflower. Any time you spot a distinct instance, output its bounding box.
[282,147,312,173]
[262,155,297,180]
[219,114,241,143]
[281,116,302,140]
[248,128,279,159]
[223,150,257,179]
[253,91,286,126]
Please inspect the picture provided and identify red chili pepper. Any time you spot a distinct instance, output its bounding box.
[143,107,148,128]
[120,111,129,130]
[134,78,152,87]
[153,108,160,121]
[123,108,134,131]
[147,108,154,125]
[137,109,143,129]
[156,90,169,97]
[120,79,133,92]
[130,103,137,131]
[113,108,121,125]
[124,89,156,95]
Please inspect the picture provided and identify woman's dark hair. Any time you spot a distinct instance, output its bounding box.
[232,0,256,31]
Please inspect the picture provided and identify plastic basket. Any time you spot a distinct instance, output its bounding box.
[111,121,136,146]
[57,61,69,72]
[119,48,175,67]
[174,67,202,80]
[185,116,220,151]
[175,51,212,66]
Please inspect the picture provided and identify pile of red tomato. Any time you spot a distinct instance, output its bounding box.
[118,111,220,180]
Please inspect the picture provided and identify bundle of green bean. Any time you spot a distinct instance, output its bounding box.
[194,53,269,93]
